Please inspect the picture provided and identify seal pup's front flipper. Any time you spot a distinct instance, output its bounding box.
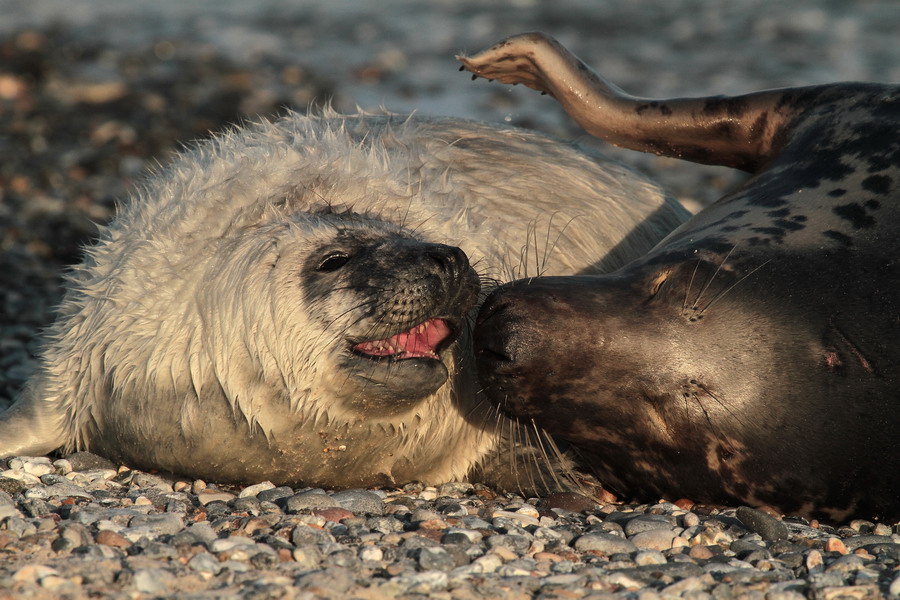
[459,32,810,173]
[0,380,67,457]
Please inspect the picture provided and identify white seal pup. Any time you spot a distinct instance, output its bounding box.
[0,111,688,490]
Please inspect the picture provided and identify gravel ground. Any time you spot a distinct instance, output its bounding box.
[1,1,899,597]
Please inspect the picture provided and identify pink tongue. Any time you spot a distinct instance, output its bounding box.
[354,318,451,359]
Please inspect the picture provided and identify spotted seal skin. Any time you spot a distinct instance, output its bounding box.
[0,110,688,491]
[461,33,900,520]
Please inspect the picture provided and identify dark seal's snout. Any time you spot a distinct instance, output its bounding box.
[475,276,603,423]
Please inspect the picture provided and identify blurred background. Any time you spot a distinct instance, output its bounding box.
[1,0,898,404]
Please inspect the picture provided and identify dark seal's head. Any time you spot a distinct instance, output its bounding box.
[475,246,900,521]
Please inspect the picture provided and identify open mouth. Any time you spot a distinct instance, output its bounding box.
[352,318,454,360]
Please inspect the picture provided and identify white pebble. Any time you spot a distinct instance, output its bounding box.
[239,481,275,498]
[359,546,383,562]
[1,469,42,486]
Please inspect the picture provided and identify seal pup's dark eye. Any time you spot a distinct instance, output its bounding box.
[317,252,350,272]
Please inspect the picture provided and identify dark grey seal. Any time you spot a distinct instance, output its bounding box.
[462,33,900,521]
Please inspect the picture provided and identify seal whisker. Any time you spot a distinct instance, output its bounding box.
[690,245,736,311]
[682,259,702,315]
[529,419,562,493]
[692,380,750,431]
[698,259,771,316]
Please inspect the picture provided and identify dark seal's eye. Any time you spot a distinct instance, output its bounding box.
[317,252,350,272]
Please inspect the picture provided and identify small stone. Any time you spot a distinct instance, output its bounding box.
[682,512,700,528]
[843,535,894,551]
[689,545,716,560]
[417,546,455,571]
[674,498,696,510]
[43,482,93,499]
[806,549,824,571]
[8,457,54,477]
[573,532,637,554]
[359,545,383,562]
[485,534,531,555]
[313,507,353,522]
[417,517,449,530]
[285,491,340,512]
[52,459,73,475]
[630,528,678,550]
[735,506,788,541]
[824,537,849,554]
[1,469,41,485]
[187,552,222,574]
[419,487,438,501]
[624,516,675,536]
[209,536,255,553]
[438,502,467,517]
[489,546,517,562]
[534,551,563,563]
[128,513,184,536]
[13,564,59,583]
[0,477,27,496]
[132,568,173,595]
[257,486,294,503]
[62,452,117,471]
[470,553,503,573]
[292,547,322,569]
[52,523,91,552]
[95,530,131,549]
[442,528,482,544]
[239,481,276,498]
[131,472,174,492]
[331,489,384,514]
[634,550,668,565]
[197,490,236,505]
[291,525,335,546]
[492,509,539,527]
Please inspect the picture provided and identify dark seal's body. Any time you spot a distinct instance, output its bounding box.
[462,33,900,521]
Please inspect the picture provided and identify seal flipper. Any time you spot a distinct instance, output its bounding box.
[0,380,68,457]
[459,32,809,173]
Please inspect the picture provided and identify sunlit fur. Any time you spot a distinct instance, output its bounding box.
[0,110,688,490]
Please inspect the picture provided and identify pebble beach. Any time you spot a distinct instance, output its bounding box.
[1,1,899,597]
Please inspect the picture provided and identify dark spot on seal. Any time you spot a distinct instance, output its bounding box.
[823,230,854,247]
[702,96,749,118]
[773,219,805,232]
[828,188,847,197]
[766,208,790,218]
[832,203,876,229]
[865,199,881,210]
[862,174,891,195]
[792,215,807,222]
[635,101,673,117]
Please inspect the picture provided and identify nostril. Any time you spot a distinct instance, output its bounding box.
[426,250,450,271]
